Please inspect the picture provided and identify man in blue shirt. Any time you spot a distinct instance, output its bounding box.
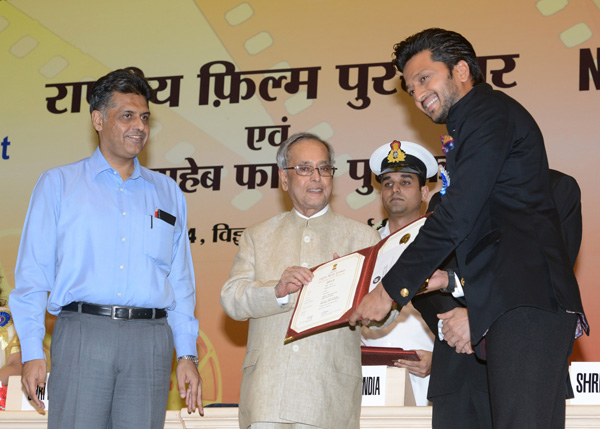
[10,69,203,428]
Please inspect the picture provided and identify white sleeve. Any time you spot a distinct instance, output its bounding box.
[451,273,464,298]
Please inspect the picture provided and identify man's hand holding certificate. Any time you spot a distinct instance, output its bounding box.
[275,266,314,298]
[285,215,429,342]
[288,253,365,337]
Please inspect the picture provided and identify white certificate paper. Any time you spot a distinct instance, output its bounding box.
[290,253,365,333]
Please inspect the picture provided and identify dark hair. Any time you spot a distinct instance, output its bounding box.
[276,132,335,169]
[89,68,152,114]
[393,28,484,89]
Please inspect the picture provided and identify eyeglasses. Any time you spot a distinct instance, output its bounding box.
[283,165,337,177]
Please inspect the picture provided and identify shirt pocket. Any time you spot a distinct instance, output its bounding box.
[144,216,175,267]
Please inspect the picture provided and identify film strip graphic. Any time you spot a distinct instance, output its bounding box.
[193,1,385,211]
[536,0,600,47]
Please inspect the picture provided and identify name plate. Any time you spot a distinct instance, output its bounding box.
[360,366,416,406]
[361,365,387,406]
[6,374,49,411]
[570,362,600,405]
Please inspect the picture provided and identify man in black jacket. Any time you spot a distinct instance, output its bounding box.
[351,28,588,428]
[422,169,582,429]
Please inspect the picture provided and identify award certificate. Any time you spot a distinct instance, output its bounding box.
[285,214,429,343]
[289,253,365,334]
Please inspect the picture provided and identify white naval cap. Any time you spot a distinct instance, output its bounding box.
[369,140,438,179]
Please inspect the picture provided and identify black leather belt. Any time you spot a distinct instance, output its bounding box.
[62,302,167,320]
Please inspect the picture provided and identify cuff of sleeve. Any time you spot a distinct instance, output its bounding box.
[451,273,464,298]
[173,328,199,358]
[382,279,412,306]
[19,337,45,363]
[276,293,290,307]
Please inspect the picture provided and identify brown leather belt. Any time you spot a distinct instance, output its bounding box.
[62,301,167,320]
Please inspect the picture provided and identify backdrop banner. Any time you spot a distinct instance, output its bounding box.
[1,0,598,407]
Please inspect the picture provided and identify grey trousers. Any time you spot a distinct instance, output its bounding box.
[48,310,173,429]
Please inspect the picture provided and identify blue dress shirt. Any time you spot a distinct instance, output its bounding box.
[10,148,198,362]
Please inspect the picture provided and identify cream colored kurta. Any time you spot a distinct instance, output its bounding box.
[221,209,380,429]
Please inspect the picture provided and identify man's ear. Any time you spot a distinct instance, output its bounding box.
[454,60,471,83]
[279,168,289,191]
[421,184,429,202]
[91,110,104,132]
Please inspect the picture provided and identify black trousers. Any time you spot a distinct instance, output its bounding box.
[431,381,492,429]
[431,372,492,429]
[485,306,577,429]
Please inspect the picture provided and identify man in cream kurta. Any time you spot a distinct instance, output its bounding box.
[221,133,379,429]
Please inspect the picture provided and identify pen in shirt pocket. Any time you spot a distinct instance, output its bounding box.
[151,207,157,229]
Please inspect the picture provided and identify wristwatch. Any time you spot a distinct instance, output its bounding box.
[177,355,199,366]
[440,268,456,293]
